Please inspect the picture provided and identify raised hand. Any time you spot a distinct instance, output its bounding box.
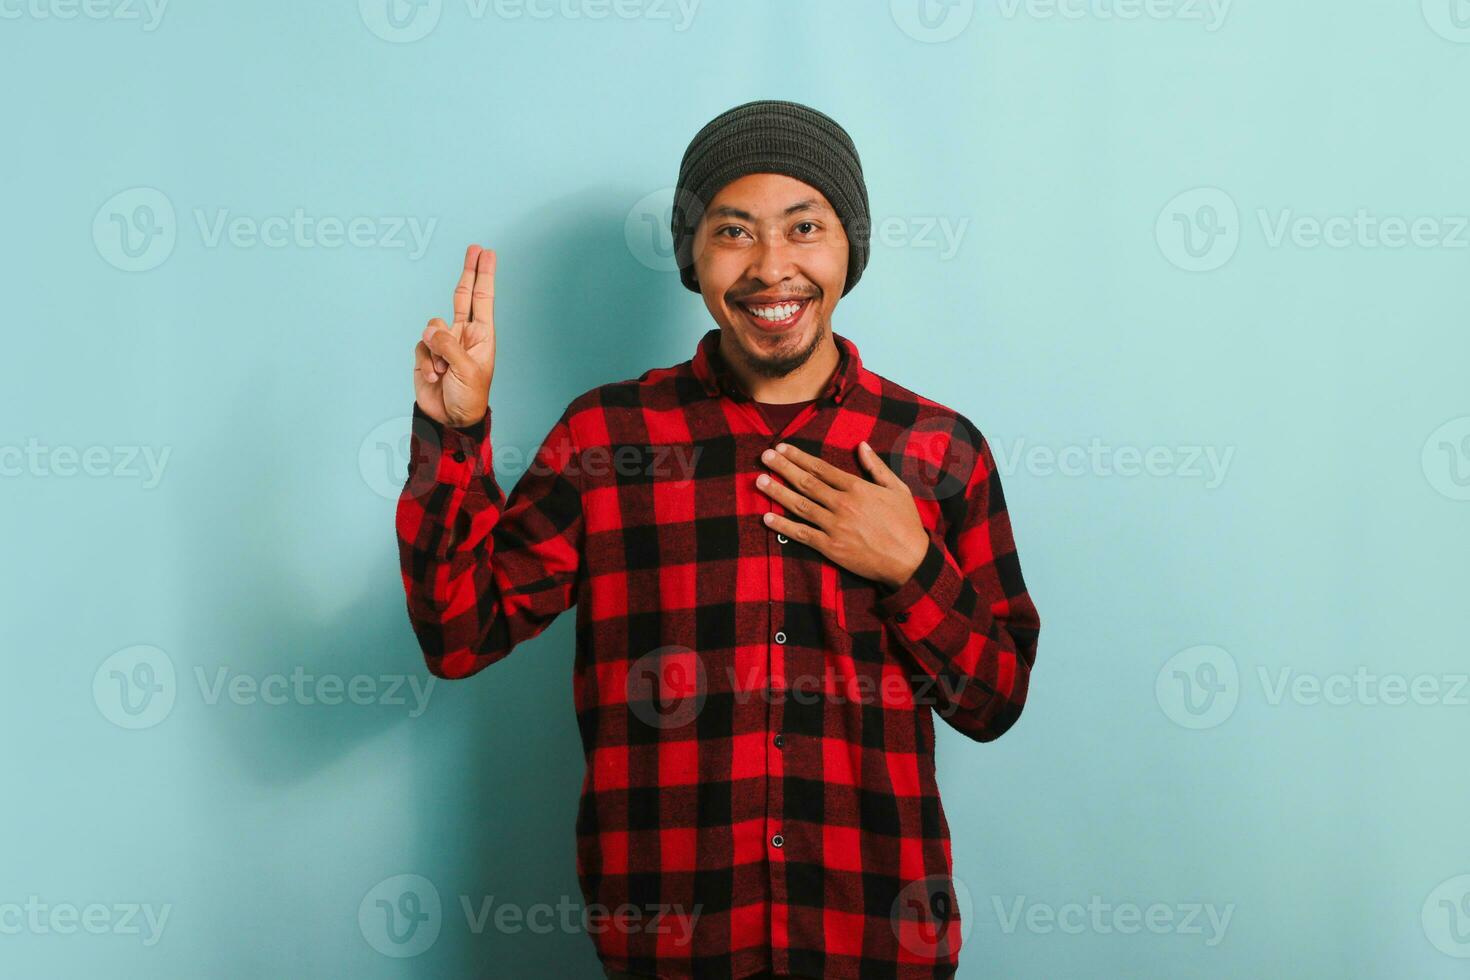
[414,244,497,427]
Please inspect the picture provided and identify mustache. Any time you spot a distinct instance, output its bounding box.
[729,290,819,303]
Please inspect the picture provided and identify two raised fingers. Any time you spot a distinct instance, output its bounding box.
[452,244,496,325]
[427,244,495,375]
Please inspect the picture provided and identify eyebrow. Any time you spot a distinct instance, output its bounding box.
[708,199,828,222]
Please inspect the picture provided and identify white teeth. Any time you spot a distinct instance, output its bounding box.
[745,301,805,321]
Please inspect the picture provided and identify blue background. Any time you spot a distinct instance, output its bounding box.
[4,0,1468,976]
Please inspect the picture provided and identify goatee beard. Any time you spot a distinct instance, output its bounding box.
[736,321,825,380]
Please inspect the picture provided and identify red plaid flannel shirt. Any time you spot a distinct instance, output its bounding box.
[396,328,1041,979]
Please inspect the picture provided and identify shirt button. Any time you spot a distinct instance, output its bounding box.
[771,834,784,848]
[773,734,784,748]
[452,450,467,463]
[774,631,786,644]
[895,611,909,623]
[776,533,788,544]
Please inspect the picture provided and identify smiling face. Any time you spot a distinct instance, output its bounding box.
[691,172,850,383]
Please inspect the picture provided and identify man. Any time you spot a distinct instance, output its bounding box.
[397,99,1040,980]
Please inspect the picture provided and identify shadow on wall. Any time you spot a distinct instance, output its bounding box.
[177,187,696,975]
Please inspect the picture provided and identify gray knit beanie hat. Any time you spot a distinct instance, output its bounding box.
[672,99,871,297]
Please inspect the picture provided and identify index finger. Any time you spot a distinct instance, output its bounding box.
[452,244,481,323]
[771,442,857,491]
[470,248,496,326]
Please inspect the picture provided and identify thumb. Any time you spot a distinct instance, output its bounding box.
[858,441,903,488]
[422,320,475,378]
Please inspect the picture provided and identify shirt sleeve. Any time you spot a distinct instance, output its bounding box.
[395,399,584,679]
[872,425,1041,742]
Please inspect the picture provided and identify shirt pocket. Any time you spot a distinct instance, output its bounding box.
[821,558,889,657]
[820,557,847,633]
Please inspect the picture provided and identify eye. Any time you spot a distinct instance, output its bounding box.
[793,221,819,236]
[716,226,749,239]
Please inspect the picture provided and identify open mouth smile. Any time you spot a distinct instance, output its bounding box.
[736,298,814,332]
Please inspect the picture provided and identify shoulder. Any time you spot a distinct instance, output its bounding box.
[855,363,1004,534]
[859,363,990,459]
[555,354,698,438]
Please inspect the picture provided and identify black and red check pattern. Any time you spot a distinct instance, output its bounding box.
[396,328,1041,979]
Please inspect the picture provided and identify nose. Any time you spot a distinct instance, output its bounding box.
[745,235,798,287]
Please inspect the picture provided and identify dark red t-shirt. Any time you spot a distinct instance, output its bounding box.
[752,397,816,435]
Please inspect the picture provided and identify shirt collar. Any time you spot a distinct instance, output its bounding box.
[690,327,862,406]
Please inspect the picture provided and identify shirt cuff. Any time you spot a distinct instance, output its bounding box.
[410,401,493,489]
[873,528,965,638]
